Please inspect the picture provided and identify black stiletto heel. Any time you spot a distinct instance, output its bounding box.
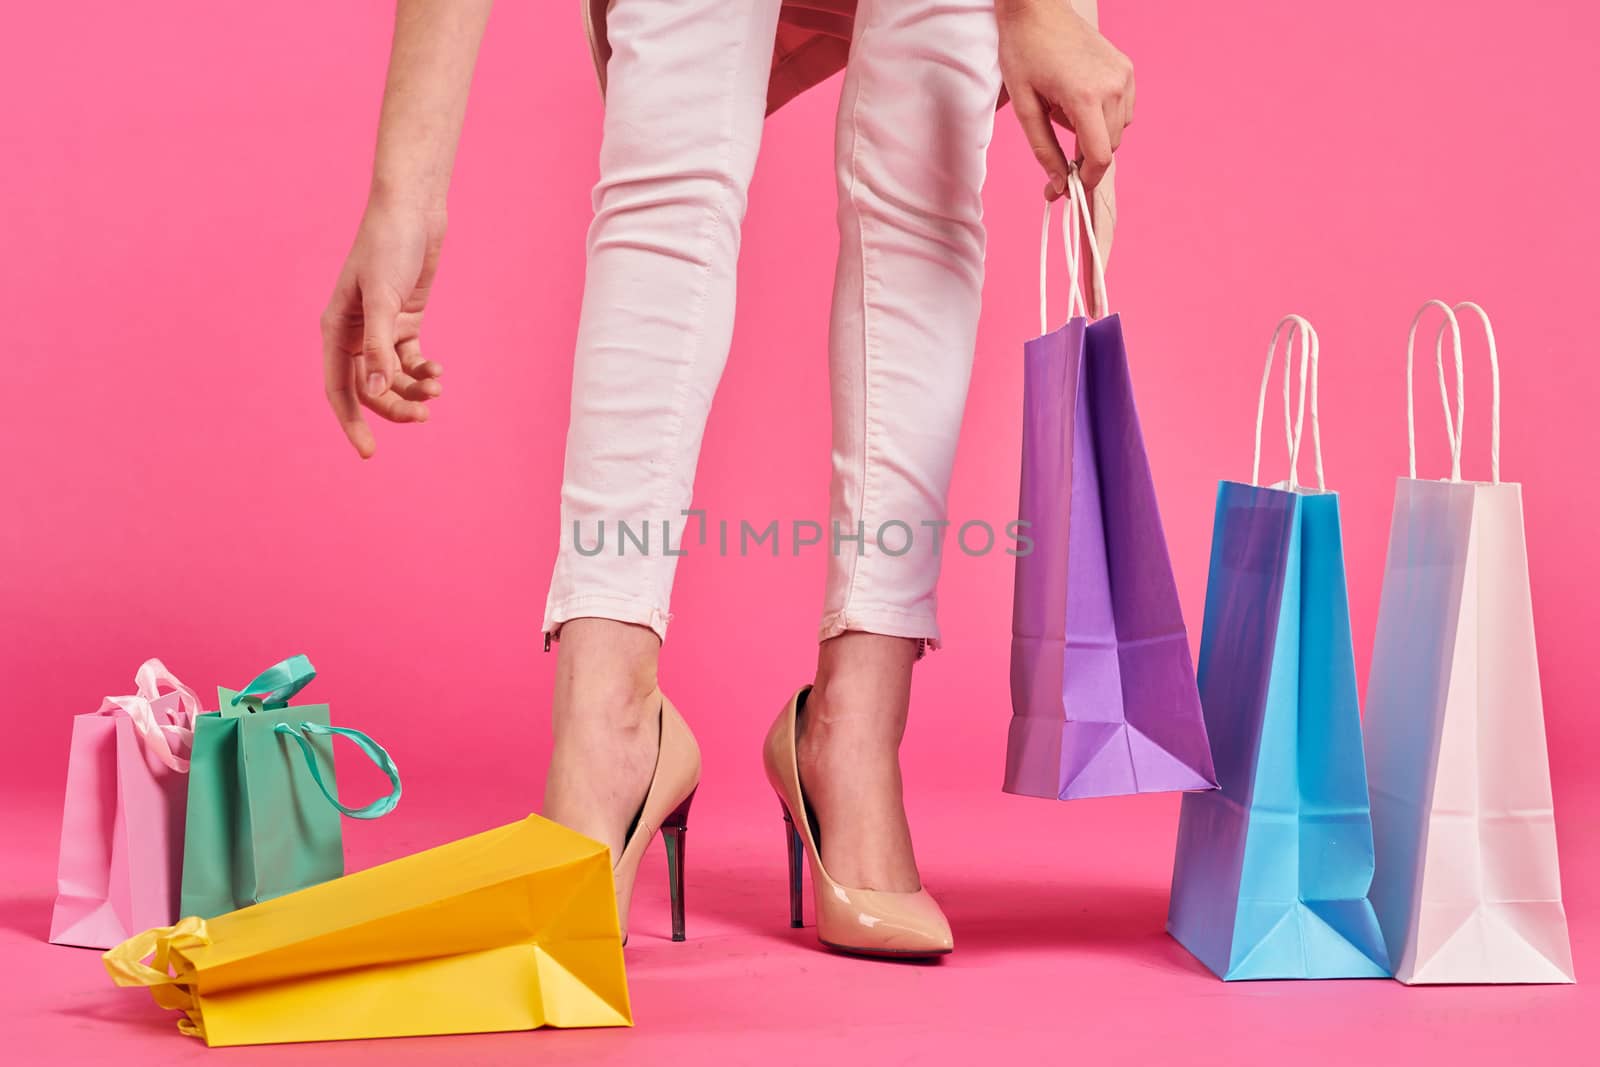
[783,808,804,928]
[661,789,696,942]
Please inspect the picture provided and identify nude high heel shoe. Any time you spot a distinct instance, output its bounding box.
[612,691,701,943]
[762,686,954,958]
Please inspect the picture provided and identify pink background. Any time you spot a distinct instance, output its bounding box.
[2,1,1595,1063]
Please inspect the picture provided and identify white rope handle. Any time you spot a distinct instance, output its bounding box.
[1253,318,1305,487]
[1039,190,1086,332]
[1038,200,1056,335]
[1037,167,1110,335]
[1407,300,1465,481]
[1067,171,1109,318]
[1251,314,1324,492]
[1431,302,1501,484]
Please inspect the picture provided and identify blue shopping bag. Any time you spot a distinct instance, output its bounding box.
[1166,316,1389,980]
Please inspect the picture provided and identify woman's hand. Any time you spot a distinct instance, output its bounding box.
[997,0,1134,198]
[321,198,446,458]
[320,0,493,457]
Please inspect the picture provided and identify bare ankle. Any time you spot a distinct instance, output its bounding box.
[804,636,916,753]
[812,631,915,707]
[552,618,661,732]
[798,697,903,784]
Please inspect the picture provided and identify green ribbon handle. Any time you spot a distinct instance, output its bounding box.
[272,721,403,819]
[232,655,318,710]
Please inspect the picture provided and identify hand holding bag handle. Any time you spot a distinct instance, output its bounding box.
[1038,167,1110,335]
[273,721,403,819]
[1251,315,1325,492]
[1408,300,1502,484]
[98,658,204,773]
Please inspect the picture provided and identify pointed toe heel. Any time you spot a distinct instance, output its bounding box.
[763,687,953,959]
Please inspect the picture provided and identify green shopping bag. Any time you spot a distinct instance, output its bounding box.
[179,656,402,919]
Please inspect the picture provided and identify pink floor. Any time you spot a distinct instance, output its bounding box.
[4,775,1593,1066]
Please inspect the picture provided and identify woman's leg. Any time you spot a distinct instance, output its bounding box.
[802,0,1002,891]
[542,0,782,857]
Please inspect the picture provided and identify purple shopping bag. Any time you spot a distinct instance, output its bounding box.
[49,660,202,949]
[1005,174,1217,801]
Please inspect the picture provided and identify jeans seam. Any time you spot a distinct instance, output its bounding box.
[647,18,746,619]
[838,1,875,619]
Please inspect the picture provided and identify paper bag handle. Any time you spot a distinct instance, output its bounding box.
[231,654,317,711]
[273,721,403,819]
[103,916,209,1003]
[1038,167,1109,335]
[1432,302,1500,483]
[98,658,203,773]
[1252,314,1324,492]
[133,659,202,718]
[1407,300,1502,484]
[1408,299,1465,481]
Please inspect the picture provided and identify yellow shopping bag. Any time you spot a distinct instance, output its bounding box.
[103,814,631,1045]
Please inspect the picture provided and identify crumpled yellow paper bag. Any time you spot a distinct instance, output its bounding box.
[104,814,631,1045]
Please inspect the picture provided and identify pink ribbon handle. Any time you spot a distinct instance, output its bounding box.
[134,658,202,721]
[97,658,203,773]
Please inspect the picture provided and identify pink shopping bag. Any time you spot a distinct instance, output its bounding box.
[49,660,203,949]
[1364,302,1575,983]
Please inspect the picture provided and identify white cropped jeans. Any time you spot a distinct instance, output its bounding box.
[543,0,1002,648]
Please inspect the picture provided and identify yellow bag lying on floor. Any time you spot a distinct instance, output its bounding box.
[103,814,631,1045]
